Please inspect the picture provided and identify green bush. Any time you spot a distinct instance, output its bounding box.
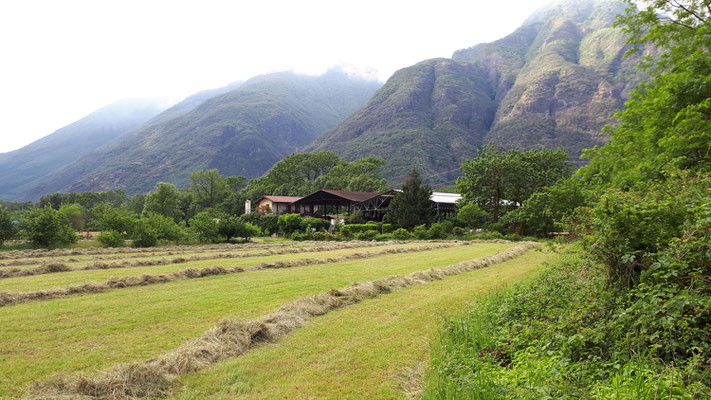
[291,232,308,241]
[341,223,379,237]
[346,210,367,224]
[428,222,450,239]
[452,226,467,236]
[131,213,185,247]
[381,223,393,234]
[22,206,78,247]
[240,213,278,236]
[456,203,488,228]
[311,231,327,241]
[218,216,260,242]
[131,221,158,247]
[96,230,125,247]
[355,230,378,241]
[392,228,412,240]
[582,175,704,286]
[277,213,302,236]
[374,233,393,241]
[189,211,221,243]
[301,217,330,232]
[0,206,15,245]
[467,231,503,240]
[413,224,429,240]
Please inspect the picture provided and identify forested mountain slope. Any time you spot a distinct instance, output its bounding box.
[0,98,168,201]
[16,70,381,199]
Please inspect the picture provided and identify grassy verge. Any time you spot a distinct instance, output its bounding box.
[165,248,558,399]
[0,243,511,397]
[422,247,711,399]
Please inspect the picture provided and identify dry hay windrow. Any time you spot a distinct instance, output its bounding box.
[0,241,479,308]
[0,241,316,262]
[0,242,317,268]
[26,241,539,400]
[0,241,408,279]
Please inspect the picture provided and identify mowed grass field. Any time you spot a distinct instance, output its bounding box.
[0,240,553,399]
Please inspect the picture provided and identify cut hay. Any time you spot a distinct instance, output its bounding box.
[27,242,539,400]
[0,242,471,307]
[0,241,403,279]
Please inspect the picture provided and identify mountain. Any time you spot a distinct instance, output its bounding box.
[0,98,168,201]
[17,70,381,200]
[312,0,646,185]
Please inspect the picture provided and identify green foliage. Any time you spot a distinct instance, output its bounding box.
[244,152,387,199]
[310,231,327,241]
[22,206,78,247]
[239,213,278,236]
[428,221,452,239]
[387,168,433,230]
[581,173,708,287]
[58,203,87,231]
[380,223,393,234]
[39,190,128,210]
[130,222,159,248]
[457,145,572,222]
[374,233,393,241]
[0,206,16,245]
[190,169,231,211]
[346,210,366,224]
[502,177,592,236]
[130,213,185,247]
[355,230,378,241]
[96,230,126,248]
[143,182,181,221]
[277,214,302,236]
[341,223,379,237]
[456,202,488,228]
[424,252,711,398]
[301,217,330,232]
[217,216,259,242]
[581,0,711,187]
[452,226,467,236]
[413,225,429,240]
[188,211,221,244]
[92,204,138,236]
[392,228,412,240]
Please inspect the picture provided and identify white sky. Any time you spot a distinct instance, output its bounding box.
[0,0,552,153]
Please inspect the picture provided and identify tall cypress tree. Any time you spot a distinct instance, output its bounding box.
[387,167,433,229]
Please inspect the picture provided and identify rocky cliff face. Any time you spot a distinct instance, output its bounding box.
[314,0,647,185]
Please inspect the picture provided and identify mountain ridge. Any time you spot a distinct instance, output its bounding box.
[312,0,646,185]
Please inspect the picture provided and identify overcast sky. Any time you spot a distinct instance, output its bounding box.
[0,0,553,153]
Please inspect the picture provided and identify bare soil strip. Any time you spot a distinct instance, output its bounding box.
[28,242,539,400]
[0,241,404,279]
[0,242,469,308]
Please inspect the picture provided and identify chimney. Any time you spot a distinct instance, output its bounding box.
[245,199,252,214]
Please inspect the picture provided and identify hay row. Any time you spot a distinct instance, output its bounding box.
[0,241,406,279]
[27,241,539,400]
[0,242,471,308]
[0,240,312,261]
[0,242,317,267]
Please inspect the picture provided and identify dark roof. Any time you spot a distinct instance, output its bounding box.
[293,189,379,205]
[257,195,303,203]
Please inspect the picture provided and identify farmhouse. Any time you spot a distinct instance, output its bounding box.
[353,190,462,221]
[292,189,379,218]
[255,189,462,221]
[255,195,312,216]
